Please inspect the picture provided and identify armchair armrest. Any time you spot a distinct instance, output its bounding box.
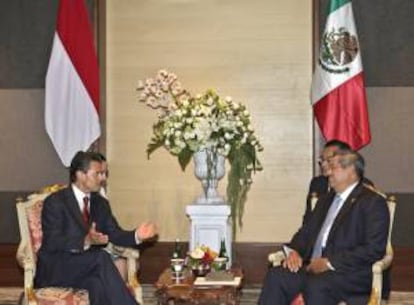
[369,253,393,305]
[105,243,143,304]
[268,250,286,267]
[106,243,140,259]
[372,253,393,273]
[16,241,38,305]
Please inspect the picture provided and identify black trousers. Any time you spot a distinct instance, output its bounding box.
[45,249,138,305]
[258,266,370,305]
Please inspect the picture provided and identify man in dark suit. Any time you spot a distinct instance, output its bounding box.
[35,151,157,305]
[258,148,390,305]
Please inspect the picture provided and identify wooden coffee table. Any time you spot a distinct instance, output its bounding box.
[154,267,243,305]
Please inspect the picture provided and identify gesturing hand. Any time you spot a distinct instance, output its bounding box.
[86,222,109,245]
[136,221,158,241]
[282,249,303,273]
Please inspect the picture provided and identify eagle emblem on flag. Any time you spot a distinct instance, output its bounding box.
[319,27,359,73]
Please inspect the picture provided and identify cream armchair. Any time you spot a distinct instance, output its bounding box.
[268,194,396,305]
[16,186,143,305]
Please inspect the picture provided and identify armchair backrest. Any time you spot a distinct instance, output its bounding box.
[16,185,65,273]
[16,193,50,269]
[385,195,396,257]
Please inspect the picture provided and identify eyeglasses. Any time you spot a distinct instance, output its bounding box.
[318,157,331,166]
[317,153,337,167]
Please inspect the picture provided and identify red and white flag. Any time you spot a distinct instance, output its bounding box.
[311,0,371,150]
[45,0,100,166]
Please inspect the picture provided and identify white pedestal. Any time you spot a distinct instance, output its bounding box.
[186,204,232,265]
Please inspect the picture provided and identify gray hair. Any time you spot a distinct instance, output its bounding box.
[333,148,365,179]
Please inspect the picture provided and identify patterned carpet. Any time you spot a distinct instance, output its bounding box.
[2,285,414,305]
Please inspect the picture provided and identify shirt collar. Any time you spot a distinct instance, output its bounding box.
[71,184,90,208]
[336,181,358,202]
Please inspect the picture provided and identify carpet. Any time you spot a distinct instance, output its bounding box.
[2,286,414,305]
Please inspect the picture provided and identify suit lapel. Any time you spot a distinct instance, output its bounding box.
[89,193,100,223]
[63,187,89,230]
[326,182,363,244]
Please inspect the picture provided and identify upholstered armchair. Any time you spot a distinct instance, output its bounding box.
[16,187,143,305]
[268,193,396,305]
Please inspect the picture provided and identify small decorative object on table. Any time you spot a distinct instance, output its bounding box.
[170,238,185,279]
[187,245,217,277]
[170,258,185,279]
[214,238,229,270]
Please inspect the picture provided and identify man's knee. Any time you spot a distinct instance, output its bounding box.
[303,273,338,305]
[93,249,113,265]
[263,267,285,286]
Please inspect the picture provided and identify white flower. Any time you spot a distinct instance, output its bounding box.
[224,132,233,140]
[190,248,205,259]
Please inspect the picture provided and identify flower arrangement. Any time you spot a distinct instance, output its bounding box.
[187,245,218,268]
[137,70,263,235]
[186,245,219,276]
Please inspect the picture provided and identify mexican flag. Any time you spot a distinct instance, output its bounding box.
[45,0,101,166]
[311,0,371,150]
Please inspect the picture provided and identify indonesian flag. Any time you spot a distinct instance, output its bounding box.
[311,0,371,150]
[45,0,100,166]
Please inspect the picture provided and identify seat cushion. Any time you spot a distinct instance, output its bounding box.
[35,287,89,305]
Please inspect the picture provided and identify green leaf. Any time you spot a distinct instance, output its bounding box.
[178,148,193,171]
[146,141,164,159]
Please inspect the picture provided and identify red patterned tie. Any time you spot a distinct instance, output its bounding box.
[82,196,90,224]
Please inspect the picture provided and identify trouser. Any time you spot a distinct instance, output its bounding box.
[258,266,371,305]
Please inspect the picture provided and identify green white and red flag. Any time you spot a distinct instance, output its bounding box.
[311,0,371,150]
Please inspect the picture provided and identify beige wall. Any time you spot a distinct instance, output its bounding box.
[106,0,313,242]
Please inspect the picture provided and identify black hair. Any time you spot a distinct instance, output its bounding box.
[69,151,103,183]
[95,152,107,162]
[324,139,351,150]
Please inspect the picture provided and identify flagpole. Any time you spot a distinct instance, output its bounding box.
[312,0,323,175]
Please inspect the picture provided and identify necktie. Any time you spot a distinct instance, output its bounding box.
[82,196,90,225]
[311,194,343,258]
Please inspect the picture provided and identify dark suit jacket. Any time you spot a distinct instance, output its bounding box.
[35,186,136,287]
[290,182,390,297]
[303,175,374,224]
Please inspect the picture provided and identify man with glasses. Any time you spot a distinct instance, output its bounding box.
[258,148,390,305]
[303,140,373,224]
